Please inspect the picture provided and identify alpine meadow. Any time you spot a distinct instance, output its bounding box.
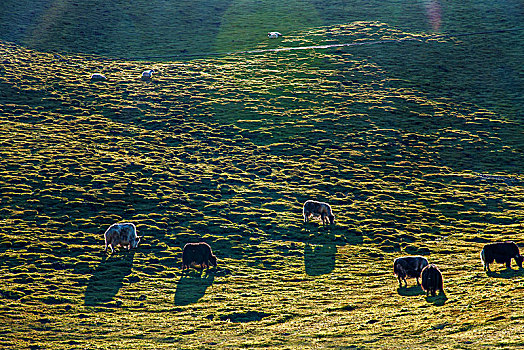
[0,0,523,349]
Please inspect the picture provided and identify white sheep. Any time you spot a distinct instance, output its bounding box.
[141,69,155,80]
[90,73,107,82]
[268,32,282,39]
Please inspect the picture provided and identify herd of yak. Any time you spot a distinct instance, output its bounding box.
[103,199,523,297]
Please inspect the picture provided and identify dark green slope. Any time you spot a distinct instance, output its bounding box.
[2,0,522,58]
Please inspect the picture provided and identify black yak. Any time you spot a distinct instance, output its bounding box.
[420,264,444,296]
[303,200,335,225]
[182,242,217,271]
[480,241,523,272]
[393,256,429,287]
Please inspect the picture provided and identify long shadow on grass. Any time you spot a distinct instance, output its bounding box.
[486,268,524,279]
[425,293,448,306]
[397,284,425,297]
[84,251,135,306]
[304,243,337,276]
[174,270,215,306]
[302,225,364,276]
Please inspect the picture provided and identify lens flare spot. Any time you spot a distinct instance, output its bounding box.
[424,0,442,31]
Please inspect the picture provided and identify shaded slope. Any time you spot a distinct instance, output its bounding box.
[2,0,522,58]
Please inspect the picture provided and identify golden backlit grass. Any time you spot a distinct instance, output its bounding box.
[0,15,523,349]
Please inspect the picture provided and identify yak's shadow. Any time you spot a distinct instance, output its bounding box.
[301,223,363,246]
[486,268,524,279]
[425,292,448,306]
[304,243,336,276]
[84,250,135,306]
[397,284,425,297]
[174,270,215,306]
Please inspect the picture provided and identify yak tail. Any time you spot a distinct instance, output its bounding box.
[480,248,485,266]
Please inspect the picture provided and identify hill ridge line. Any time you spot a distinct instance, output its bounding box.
[99,26,524,61]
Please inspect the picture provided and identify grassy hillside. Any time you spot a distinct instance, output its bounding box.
[0,1,523,349]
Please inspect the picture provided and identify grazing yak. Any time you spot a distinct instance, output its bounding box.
[182,242,217,271]
[480,241,523,272]
[393,256,429,287]
[420,264,444,296]
[104,222,141,253]
[303,200,335,225]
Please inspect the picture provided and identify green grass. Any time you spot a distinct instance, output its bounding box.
[0,0,523,349]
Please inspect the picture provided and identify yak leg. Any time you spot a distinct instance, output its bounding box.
[105,237,114,253]
[398,276,407,287]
